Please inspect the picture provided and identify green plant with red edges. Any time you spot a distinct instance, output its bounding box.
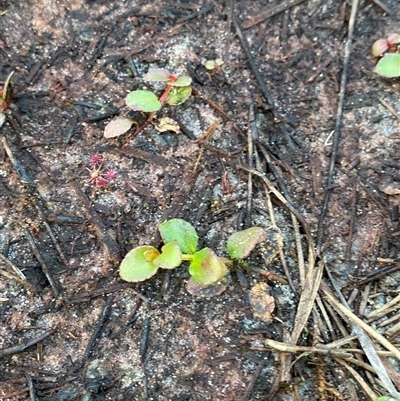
[104,68,191,146]
[372,33,400,78]
[119,218,268,297]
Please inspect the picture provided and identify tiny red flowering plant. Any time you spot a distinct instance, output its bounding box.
[83,154,116,187]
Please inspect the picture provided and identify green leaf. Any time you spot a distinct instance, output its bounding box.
[170,75,192,87]
[126,90,162,112]
[226,227,267,260]
[186,276,229,297]
[159,218,198,254]
[376,397,399,401]
[189,247,228,286]
[144,68,171,81]
[204,59,224,70]
[165,86,191,106]
[153,240,182,269]
[104,117,135,138]
[119,246,160,282]
[376,54,400,78]
[204,60,216,70]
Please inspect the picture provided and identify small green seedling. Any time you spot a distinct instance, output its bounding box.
[204,58,224,72]
[119,218,269,297]
[104,68,192,146]
[372,33,400,78]
[0,71,14,128]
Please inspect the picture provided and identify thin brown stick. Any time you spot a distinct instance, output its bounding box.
[0,252,26,280]
[23,227,60,297]
[379,98,400,120]
[259,338,352,359]
[0,268,33,291]
[0,329,54,357]
[320,280,400,360]
[307,56,334,83]
[371,0,393,15]
[246,103,255,228]
[317,0,360,252]
[191,87,246,138]
[241,364,263,401]
[69,179,121,265]
[366,292,400,321]
[36,204,71,269]
[334,358,379,400]
[345,180,357,260]
[242,0,306,29]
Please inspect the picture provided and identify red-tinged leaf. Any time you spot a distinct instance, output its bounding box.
[186,276,229,297]
[144,68,171,82]
[387,33,400,46]
[226,227,267,260]
[188,248,228,286]
[372,39,389,57]
[104,117,135,138]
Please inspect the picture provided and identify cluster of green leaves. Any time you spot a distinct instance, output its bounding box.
[119,218,267,296]
[126,68,191,112]
[372,33,400,78]
[104,68,192,138]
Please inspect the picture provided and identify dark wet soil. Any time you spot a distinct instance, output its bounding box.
[1,1,400,400]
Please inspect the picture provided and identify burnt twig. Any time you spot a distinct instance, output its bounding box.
[140,317,151,399]
[317,0,360,252]
[23,227,60,297]
[84,294,114,358]
[233,16,298,150]
[241,364,263,401]
[2,136,34,183]
[0,329,54,357]
[35,203,71,270]
[27,374,36,401]
[69,179,121,264]
[242,0,307,29]
[67,283,148,304]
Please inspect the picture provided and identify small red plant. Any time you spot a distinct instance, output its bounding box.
[372,33,400,78]
[83,154,116,187]
[372,33,400,57]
